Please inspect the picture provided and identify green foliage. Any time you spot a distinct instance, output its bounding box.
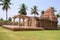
[51,7,56,12]
[0,17,12,22]
[18,3,27,15]
[8,17,12,21]
[0,0,12,21]
[31,6,39,16]
[0,18,4,22]
[56,11,60,18]
[58,25,60,29]
[0,18,3,21]
[0,0,11,11]
[5,0,10,2]
[57,14,60,17]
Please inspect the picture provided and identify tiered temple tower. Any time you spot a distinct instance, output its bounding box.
[39,7,58,29]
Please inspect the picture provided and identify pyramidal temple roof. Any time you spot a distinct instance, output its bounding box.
[40,7,57,21]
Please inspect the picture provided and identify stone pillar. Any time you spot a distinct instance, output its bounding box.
[31,17,37,27]
[24,18,28,26]
[13,18,15,25]
[18,18,20,26]
[23,18,25,26]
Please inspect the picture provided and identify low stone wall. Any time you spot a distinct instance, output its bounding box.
[2,25,44,31]
[0,22,13,25]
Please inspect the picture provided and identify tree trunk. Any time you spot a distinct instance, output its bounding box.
[6,11,8,21]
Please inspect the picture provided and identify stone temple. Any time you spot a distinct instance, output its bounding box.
[13,7,58,30]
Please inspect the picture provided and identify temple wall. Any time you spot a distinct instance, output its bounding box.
[31,17,37,27]
[0,22,13,25]
[24,18,29,26]
[36,19,58,29]
[24,18,32,27]
[22,16,58,30]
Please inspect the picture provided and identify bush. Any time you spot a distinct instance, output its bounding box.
[0,18,3,21]
[58,25,60,30]
[0,18,4,22]
[8,17,12,21]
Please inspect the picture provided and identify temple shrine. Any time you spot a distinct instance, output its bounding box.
[13,7,58,30]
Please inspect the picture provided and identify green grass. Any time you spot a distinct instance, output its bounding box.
[0,26,60,40]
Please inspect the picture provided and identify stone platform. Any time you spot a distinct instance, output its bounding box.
[2,25,43,31]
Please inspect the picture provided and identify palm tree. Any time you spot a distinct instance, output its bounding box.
[18,3,27,26]
[0,0,11,21]
[31,6,39,16]
[51,7,56,12]
[18,4,27,15]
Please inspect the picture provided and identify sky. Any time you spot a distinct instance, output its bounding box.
[0,0,60,24]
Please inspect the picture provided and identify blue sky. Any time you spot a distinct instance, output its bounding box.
[0,0,60,24]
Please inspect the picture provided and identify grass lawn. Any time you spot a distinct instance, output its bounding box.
[0,26,60,40]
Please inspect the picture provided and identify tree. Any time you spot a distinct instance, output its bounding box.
[57,14,59,18]
[31,6,39,16]
[8,17,12,21]
[57,12,60,18]
[0,18,3,21]
[18,4,27,26]
[18,3,27,15]
[0,0,12,21]
[51,7,56,12]
[41,10,44,14]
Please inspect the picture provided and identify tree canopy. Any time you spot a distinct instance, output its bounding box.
[31,6,39,16]
[18,4,27,15]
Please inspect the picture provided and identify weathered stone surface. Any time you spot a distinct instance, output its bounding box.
[12,7,58,30]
